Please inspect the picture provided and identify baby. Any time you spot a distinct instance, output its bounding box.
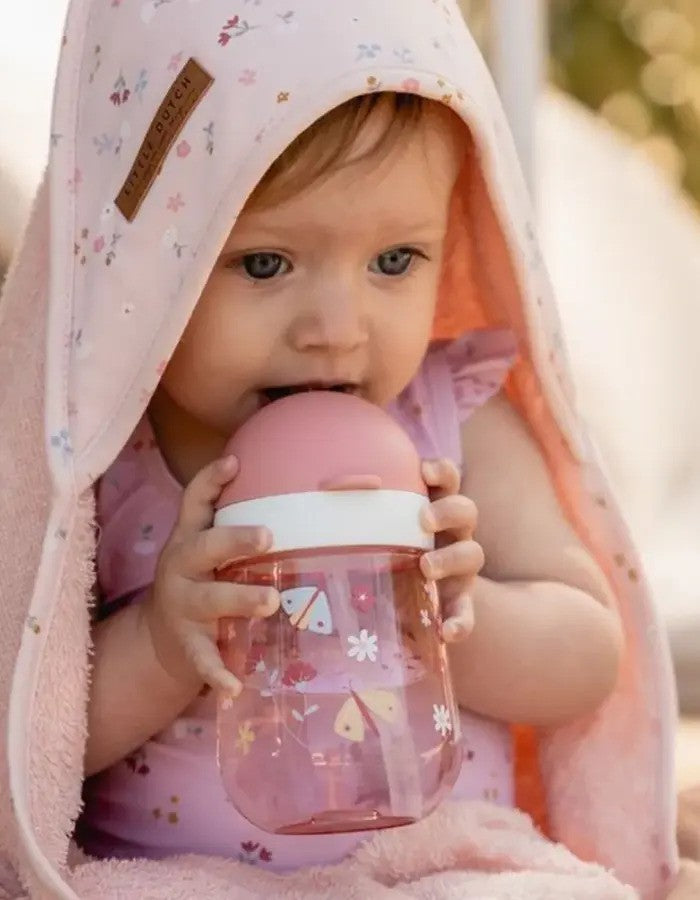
[78,93,622,867]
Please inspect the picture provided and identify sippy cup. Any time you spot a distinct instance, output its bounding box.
[214,391,462,836]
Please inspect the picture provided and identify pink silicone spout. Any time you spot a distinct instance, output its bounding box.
[217,391,427,509]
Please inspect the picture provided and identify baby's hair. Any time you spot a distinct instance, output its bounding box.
[246,92,426,209]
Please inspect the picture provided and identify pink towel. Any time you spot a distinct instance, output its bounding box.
[4,804,637,899]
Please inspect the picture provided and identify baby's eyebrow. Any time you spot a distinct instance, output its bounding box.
[219,218,445,254]
[374,218,443,232]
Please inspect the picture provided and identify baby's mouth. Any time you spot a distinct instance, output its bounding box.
[260,383,361,404]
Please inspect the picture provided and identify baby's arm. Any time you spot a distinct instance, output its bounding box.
[86,592,202,776]
[448,394,623,726]
[85,455,278,776]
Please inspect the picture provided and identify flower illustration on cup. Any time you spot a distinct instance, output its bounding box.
[235,721,256,756]
[282,659,317,689]
[347,629,378,663]
[350,586,375,614]
[245,643,267,675]
[433,704,453,738]
[420,608,431,628]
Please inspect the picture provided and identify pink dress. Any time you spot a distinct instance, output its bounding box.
[78,330,517,871]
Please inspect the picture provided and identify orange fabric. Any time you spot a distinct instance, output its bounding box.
[433,148,495,341]
[433,143,551,837]
[512,724,550,836]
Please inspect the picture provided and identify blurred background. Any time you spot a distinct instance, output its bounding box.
[1,0,699,773]
[466,0,700,205]
[550,0,700,204]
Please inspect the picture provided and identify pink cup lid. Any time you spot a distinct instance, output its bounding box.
[216,391,427,508]
[214,392,432,554]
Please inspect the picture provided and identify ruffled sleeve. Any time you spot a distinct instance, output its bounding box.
[444,328,518,422]
[389,328,518,468]
[95,416,181,613]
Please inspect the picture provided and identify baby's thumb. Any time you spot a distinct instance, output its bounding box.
[176,455,239,535]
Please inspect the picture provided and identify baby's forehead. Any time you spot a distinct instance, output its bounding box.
[233,131,461,240]
[231,192,450,246]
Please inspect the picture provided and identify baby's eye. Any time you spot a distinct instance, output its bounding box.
[240,252,291,280]
[369,248,418,277]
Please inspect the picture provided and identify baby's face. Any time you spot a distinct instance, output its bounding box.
[156,104,463,456]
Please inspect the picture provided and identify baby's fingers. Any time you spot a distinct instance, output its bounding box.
[421,494,477,542]
[420,540,484,582]
[421,458,461,499]
[182,525,272,577]
[188,580,279,622]
[176,455,239,535]
[440,583,474,643]
[183,630,243,697]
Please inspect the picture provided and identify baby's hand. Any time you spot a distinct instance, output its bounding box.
[420,458,484,643]
[143,455,280,697]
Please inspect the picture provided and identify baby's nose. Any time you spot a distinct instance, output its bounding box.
[291,291,368,353]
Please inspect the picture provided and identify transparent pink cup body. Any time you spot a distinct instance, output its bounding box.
[216,547,462,836]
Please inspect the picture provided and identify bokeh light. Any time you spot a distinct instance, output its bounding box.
[550,0,700,202]
[460,1,700,204]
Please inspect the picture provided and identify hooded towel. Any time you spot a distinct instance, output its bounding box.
[0,1,678,897]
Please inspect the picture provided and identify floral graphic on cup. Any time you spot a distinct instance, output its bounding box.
[281,659,317,689]
[432,704,453,738]
[291,704,319,723]
[235,721,256,756]
[350,587,375,614]
[245,642,266,675]
[347,629,378,663]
